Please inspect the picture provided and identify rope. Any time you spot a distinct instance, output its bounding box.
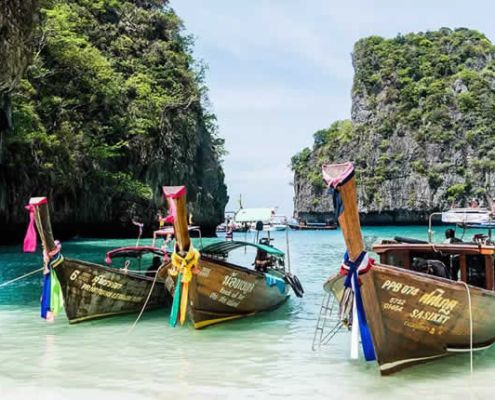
[0,267,44,288]
[459,281,473,380]
[127,265,164,335]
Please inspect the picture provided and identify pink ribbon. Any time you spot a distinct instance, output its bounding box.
[24,205,37,253]
[164,199,177,223]
[23,197,48,253]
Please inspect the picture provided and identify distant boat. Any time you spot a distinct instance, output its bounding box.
[288,222,337,231]
[233,208,289,232]
[26,197,170,324]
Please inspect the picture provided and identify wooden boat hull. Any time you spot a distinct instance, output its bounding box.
[54,258,171,323]
[326,264,495,375]
[162,256,289,329]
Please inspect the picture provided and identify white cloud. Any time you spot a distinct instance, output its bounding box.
[171,0,495,217]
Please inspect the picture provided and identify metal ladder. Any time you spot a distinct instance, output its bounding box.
[312,291,345,350]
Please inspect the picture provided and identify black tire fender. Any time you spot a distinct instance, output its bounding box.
[285,273,304,298]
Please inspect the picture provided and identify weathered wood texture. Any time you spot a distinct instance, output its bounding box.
[33,198,170,323]
[162,257,288,329]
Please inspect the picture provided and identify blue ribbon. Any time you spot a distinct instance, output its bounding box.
[343,250,376,362]
[41,271,51,319]
[328,188,344,219]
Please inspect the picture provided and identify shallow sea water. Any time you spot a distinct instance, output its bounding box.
[0,227,494,399]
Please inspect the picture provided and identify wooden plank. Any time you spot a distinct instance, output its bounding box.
[163,186,190,254]
[33,200,57,252]
[460,254,467,283]
[337,177,364,261]
[486,255,494,291]
[373,243,494,255]
[404,251,411,270]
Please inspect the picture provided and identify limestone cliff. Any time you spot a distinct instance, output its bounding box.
[0,0,39,159]
[0,0,227,242]
[292,28,495,224]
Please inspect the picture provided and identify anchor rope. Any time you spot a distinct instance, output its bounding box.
[127,265,164,335]
[0,267,44,288]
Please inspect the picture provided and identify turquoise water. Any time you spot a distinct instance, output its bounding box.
[1,227,494,399]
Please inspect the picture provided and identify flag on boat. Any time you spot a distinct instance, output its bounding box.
[132,220,144,233]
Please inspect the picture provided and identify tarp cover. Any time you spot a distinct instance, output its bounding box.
[106,246,166,264]
[200,240,284,258]
[234,208,274,222]
[442,208,491,224]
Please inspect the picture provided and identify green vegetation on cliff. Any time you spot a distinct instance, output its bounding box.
[1,0,227,232]
[292,28,495,218]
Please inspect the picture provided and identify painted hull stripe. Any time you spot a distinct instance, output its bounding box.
[380,354,446,371]
[68,305,162,324]
[193,312,256,329]
[447,343,494,352]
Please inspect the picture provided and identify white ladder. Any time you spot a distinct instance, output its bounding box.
[312,291,345,350]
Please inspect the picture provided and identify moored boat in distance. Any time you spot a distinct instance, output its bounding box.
[26,197,171,324]
[288,221,337,231]
[158,186,304,329]
[314,162,495,375]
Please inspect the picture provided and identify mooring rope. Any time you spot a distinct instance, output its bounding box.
[0,267,44,288]
[459,281,473,380]
[127,265,164,335]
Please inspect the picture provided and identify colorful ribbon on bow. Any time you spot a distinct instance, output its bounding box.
[23,198,47,253]
[168,244,200,326]
[132,220,144,234]
[340,250,376,361]
[41,242,64,323]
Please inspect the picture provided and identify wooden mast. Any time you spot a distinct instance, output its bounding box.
[29,197,57,253]
[322,162,363,261]
[162,186,190,253]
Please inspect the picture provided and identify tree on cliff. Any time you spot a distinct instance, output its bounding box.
[292,28,495,222]
[0,0,40,163]
[0,0,227,237]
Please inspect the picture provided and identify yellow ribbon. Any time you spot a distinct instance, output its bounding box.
[170,244,200,325]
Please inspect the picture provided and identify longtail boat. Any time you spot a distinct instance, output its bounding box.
[157,186,303,329]
[288,223,337,231]
[25,197,171,324]
[317,162,495,375]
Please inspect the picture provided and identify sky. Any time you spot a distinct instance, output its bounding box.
[170,0,495,218]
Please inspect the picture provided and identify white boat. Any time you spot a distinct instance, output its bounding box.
[233,208,288,232]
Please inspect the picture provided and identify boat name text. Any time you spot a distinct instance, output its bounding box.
[80,283,143,303]
[418,288,458,314]
[381,280,419,296]
[222,275,255,294]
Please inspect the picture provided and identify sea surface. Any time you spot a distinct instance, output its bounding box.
[0,227,494,399]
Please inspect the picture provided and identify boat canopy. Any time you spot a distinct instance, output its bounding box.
[152,225,201,247]
[105,246,167,265]
[461,223,495,229]
[153,225,200,237]
[234,208,274,223]
[442,208,492,224]
[200,240,284,258]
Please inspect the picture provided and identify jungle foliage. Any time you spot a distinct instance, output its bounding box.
[292,28,495,207]
[6,0,225,215]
